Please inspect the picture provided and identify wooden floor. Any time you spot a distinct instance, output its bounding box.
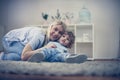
[0,73,120,80]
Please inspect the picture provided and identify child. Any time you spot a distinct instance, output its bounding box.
[28,31,87,63]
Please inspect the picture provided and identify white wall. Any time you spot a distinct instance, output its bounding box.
[0,0,120,58]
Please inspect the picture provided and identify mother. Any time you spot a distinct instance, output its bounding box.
[0,21,67,61]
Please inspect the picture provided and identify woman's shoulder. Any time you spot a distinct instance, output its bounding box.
[22,26,46,34]
[22,26,41,30]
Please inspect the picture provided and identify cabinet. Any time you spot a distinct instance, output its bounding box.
[68,24,94,60]
[39,23,94,60]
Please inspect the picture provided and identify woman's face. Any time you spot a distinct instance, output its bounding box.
[49,25,64,41]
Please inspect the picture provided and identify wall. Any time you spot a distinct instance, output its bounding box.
[0,26,4,51]
[0,0,120,58]
[0,0,6,51]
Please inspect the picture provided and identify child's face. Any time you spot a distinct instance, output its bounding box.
[58,34,70,47]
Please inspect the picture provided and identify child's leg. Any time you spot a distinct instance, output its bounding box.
[28,48,59,62]
[65,54,88,63]
[27,52,45,62]
[48,53,69,62]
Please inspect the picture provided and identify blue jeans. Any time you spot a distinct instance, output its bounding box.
[0,38,24,60]
[41,48,68,62]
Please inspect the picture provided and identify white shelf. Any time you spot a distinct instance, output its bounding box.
[76,41,93,43]
[68,23,94,59]
[37,24,94,59]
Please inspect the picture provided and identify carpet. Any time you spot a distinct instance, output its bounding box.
[0,60,120,77]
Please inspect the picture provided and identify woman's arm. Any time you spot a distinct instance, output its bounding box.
[21,43,42,61]
[21,43,57,61]
[21,43,35,61]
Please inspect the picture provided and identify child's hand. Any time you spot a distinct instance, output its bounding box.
[45,43,57,48]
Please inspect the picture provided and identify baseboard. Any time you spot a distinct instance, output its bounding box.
[87,58,120,61]
[93,58,120,61]
[87,58,94,61]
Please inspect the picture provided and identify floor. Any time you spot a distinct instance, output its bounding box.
[0,73,120,80]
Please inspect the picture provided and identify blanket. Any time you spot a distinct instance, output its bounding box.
[0,60,120,77]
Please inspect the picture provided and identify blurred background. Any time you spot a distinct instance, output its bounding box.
[0,0,120,59]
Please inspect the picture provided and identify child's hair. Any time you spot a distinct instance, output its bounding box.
[47,20,67,40]
[64,31,75,48]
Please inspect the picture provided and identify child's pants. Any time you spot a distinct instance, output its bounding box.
[0,38,24,60]
[41,48,68,62]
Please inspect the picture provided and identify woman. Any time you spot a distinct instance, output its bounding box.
[0,20,67,61]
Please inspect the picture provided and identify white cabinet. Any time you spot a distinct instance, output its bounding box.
[68,24,94,60]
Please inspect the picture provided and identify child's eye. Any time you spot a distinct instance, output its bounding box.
[67,39,70,41]
[62,35,65,37]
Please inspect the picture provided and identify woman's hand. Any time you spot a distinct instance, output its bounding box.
[21,43,34,61]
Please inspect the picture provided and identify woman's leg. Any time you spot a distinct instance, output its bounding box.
[1,38,24,60]
[1,53,21,60]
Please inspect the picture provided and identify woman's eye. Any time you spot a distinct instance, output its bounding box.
[54,28,58,31]
[54,27,63,35]
[59,31,63,35]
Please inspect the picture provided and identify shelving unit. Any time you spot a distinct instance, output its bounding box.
[39,23,94,60]
[68,24,94,60]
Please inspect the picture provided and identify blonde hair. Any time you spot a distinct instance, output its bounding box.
[47,20,67,41]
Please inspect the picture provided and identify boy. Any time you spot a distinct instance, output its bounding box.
[28,31,87,63]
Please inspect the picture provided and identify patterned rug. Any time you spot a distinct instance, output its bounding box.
[0,60,120,77]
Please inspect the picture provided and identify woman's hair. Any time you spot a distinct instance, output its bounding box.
[47,20,67,40]
[65,31,75,48]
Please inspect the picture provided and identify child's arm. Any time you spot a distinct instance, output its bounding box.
[45,42,57,48]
